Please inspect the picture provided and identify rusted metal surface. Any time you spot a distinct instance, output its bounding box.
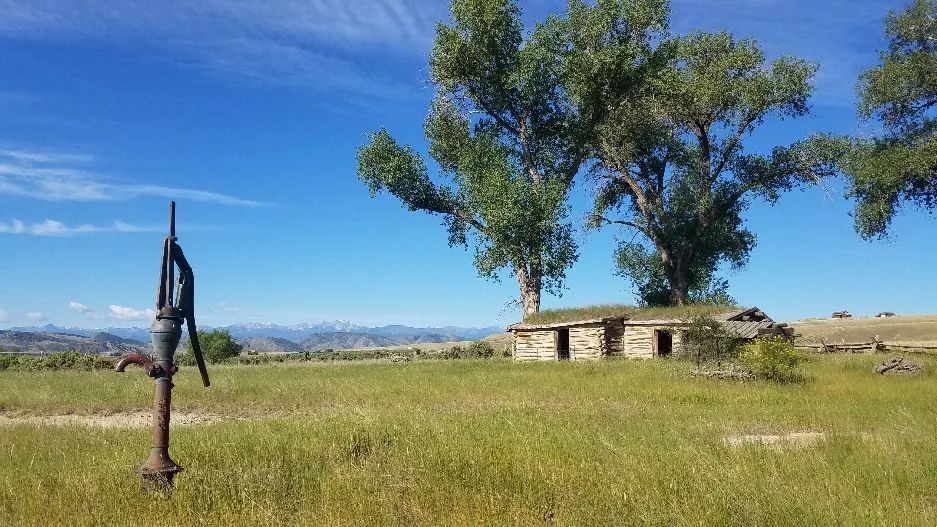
[115,201,209,491]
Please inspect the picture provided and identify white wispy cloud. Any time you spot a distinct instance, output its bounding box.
[68,301,93,314]
[26,311,47,322]
[0,147,264,206]
[0,0,441,99]
[0,309,8,322]
[108,305,155,321]
[0,218,161,236]
[0,0,439,50]
[217,301,242,313]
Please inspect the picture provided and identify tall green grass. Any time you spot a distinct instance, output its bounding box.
[2,356,937,525]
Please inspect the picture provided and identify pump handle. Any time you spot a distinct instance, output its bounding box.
[172,243,210,388]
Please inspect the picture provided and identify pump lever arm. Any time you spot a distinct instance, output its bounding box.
[172,242,210,388]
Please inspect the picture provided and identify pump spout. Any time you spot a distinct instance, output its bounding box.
[114,353,161,377]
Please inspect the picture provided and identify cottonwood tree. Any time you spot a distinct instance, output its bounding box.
[357,0,666,316]
[587,31,835,306]
[837,0,937,238]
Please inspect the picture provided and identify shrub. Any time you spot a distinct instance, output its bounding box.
[0,351,115,372]
[442,345,465,360]
[92,355,117,370]
[466,340,495,358]
[184,329,243,364]
[679,314,742,365]
[739,337,803,383]
[176,351,197,366]
[45,352,94,370]
[0,354,19,371]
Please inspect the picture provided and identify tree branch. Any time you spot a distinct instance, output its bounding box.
[473,96,521,137]
[593,216,650,236]
[518,118,543,184]
[712,108,763,181]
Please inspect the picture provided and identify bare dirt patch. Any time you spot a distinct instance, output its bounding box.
[0,412,223,429]
[723,432,826,447]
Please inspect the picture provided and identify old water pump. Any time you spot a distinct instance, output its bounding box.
[115,201,210,489]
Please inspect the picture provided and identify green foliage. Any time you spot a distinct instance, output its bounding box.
[357,0,666,314]
[176,350,197,366]
[614,242,735,306]
[837,0,937,238]
[0,352,115,372]
[739,337,804,383]
[442,345,465,360]
[466,339,496,358]
[439,340,498,359]
[587,26,835,305]
[679,314,741,364]
[186,329,243,364]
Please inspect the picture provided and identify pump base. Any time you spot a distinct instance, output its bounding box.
[136,449,183,492]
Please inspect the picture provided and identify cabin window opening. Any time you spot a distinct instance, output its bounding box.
[655,329,673,358]
[556,328,570,360]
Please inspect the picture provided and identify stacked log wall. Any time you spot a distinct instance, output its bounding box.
[622,326,656,358]
[513,321,686,361]
[620,324,685,358]
[569,325,604,360]
[513,330,556,361]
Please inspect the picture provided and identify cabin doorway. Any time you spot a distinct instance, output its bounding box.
[655,330,673,357]
[556,328,570,360]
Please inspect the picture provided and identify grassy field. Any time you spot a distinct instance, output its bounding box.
[2,356,937,526]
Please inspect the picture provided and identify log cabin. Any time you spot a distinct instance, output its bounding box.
[507,306,790,362]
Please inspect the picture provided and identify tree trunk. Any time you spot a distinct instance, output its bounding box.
[515,264,542,317]
[666,265,690,306]
[668,281,689,306]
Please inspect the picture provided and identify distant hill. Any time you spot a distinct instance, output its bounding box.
[223,322,501,342]
[0,330,148,355]
[299,332,402,351]
[409,333,455,344]
[236,336,303,354]
[788,314,937,345]
[5,320,504,354]
[11,324,151,342]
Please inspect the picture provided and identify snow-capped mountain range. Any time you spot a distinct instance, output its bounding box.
[8,320,503,346]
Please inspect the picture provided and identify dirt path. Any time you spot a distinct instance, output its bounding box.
[723,432,826,447]
[0,412,223,429]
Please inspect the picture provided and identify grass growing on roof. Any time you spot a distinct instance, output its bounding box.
[521,303,740,325]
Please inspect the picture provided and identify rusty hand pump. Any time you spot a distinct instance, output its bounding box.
[115,201,209,490]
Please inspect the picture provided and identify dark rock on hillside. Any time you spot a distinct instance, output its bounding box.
[238,336,303,354]
[0,330,148,355]
[300,332,402,351]
[409,333,457,344]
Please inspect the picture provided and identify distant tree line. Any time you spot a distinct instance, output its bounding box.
[357,0,936,314]
[0,339,507,372]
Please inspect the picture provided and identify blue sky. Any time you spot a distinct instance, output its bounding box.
[0,0,932,329]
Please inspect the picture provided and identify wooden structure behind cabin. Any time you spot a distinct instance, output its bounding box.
[507,307,790,362]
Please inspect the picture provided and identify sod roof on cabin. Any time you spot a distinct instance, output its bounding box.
[510,304,743,329]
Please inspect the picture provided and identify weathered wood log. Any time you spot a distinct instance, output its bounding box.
[875,357,922,375]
